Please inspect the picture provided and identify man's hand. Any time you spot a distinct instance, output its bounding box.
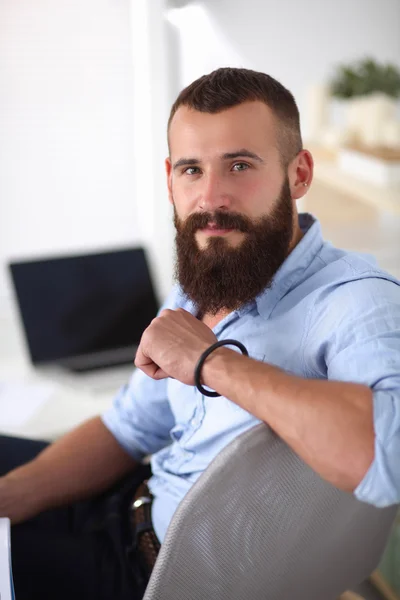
[135,309,217,384]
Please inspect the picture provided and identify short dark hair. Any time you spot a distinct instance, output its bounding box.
[168,67,303,167]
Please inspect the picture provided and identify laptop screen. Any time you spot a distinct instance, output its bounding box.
[8,248,159,365]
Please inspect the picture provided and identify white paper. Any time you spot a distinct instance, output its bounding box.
[0,380,55,429]
[0,518,14,600]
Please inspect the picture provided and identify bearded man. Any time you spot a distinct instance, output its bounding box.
[0,68,399,600]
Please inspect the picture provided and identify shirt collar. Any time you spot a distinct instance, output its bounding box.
[255,213,323,319]
[176,213,323,320]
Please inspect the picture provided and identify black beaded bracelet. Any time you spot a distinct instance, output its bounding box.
[194,339,249,397]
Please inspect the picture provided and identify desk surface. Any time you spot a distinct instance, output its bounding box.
[0,301,132,441]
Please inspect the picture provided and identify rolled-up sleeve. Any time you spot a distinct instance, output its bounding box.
[101,368,175,460]
[355,389,400,506]
[308,275,400,507]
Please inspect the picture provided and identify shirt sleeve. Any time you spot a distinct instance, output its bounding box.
[101,288,179,460]
[101,368,175,460]
[306,275,400,507]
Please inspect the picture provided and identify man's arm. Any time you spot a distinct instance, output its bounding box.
[202,349,374,493]
[0,416,138,524]
[135,307,377,495]
[0,290,183,525]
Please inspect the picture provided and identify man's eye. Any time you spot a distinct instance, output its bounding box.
[184,167,200,175]
[232,162,249,171]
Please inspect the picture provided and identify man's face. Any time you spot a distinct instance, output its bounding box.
[166,101,297,315]
[167,101,291,241]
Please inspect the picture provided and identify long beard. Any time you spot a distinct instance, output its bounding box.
[173,177,294,316]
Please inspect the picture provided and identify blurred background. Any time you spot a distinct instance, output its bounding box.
[0,1,399,595]
[1,0,399,309]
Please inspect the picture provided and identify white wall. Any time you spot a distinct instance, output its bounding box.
[130,0,179,302]
[1,0,399,312]
[169,0,400,138]
[0,0,137,308]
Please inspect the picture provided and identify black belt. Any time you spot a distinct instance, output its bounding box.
[129,480,161,577]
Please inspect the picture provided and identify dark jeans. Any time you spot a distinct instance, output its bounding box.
[0,435,152,600]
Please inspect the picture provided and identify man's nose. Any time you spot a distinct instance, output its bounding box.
[198,173,232,212]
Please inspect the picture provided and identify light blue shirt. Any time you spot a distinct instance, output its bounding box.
[102,214,400,542]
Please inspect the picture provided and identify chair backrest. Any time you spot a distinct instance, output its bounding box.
[144,423,397,600]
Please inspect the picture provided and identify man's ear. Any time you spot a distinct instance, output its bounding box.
[165,158,173,205]
[288,150,314,200]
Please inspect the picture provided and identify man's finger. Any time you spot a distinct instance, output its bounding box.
[135,359,169,381]
[135,345,169,380]
[152,368,170,380]
[134,345,153,370]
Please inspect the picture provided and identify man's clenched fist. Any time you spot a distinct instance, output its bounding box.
[134,309,217,385]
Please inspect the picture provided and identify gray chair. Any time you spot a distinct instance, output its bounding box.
[144,423,397,600]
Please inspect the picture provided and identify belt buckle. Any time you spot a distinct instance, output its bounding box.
[132,495,152,510]
[131,480,152,512]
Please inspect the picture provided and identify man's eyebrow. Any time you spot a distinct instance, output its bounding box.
[172,158,200,170]
[221,149,264,163]
[172,149,265,171]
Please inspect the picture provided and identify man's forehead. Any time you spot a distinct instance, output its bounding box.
[169,101,275,132]
[168,101,277,157]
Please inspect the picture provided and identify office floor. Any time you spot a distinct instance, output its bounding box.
[305,180,400,600]
[352,580,389,600]
[340,588,384,600]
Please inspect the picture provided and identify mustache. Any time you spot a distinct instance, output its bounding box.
[177,210,252,234]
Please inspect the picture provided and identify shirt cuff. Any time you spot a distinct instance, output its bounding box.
[354,389,400,507]
[101,410,147,462]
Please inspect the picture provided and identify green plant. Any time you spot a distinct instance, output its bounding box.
[330,58,400,99]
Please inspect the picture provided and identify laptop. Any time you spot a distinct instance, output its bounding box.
[8,247,159,373]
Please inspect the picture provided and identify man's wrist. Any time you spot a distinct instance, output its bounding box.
[200,346,242,389]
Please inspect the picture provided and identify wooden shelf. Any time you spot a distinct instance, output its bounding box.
[313,160,400,216]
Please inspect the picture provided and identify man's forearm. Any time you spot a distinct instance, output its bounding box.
[3,416,138,522]
[203,349,374,492]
